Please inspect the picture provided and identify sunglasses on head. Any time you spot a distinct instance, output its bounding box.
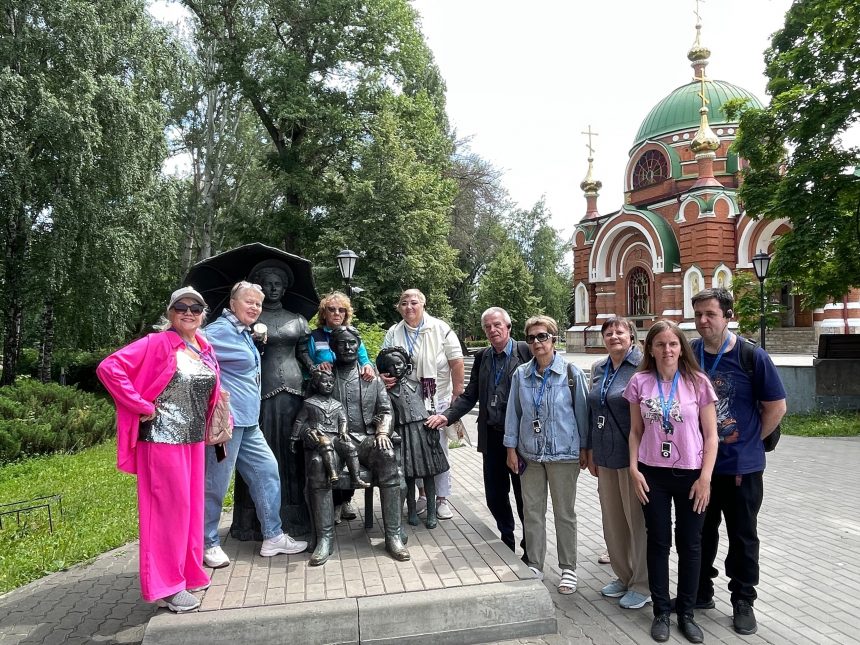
[525,332,553,344]
[326,306,348,314]
[172,303,205,315]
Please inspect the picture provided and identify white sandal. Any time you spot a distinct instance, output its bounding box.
[558,568,577,595]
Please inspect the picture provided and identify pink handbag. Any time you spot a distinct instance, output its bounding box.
[206,389,233,445]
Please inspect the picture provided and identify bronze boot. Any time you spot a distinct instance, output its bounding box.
[380,485,410,561]
[309,489,335,566]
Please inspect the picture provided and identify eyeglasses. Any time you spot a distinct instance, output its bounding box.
[230,281,262,298]
[326,306,348,314]
[525,332,553,344]
[172,303,205,315]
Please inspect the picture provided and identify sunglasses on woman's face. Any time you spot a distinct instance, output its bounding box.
[525,332,553,344]
[326,306,347,314]
[172,303,205,315]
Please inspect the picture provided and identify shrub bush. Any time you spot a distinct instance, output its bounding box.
[14,348,109,392]
[0,380,115,464]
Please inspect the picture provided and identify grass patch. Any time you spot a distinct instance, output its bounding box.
[781,411,860,437]
[0,439,137,593]
[0,438,236,594]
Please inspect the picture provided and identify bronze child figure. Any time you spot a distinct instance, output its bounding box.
[376,347,449,529]
[292,368,370,490]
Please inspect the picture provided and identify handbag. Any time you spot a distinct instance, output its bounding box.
[206,389,233,446]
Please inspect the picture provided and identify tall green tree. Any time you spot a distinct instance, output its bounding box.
[0,0,183,383]
[727,0,860,306]
[505,198,570,324]
[183,0,448,256]
[475,241,538,335]
[313,93,460,326]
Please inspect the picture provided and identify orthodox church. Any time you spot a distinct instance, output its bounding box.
[569,18,857,352]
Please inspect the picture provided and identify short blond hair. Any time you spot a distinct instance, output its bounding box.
[397,288,426,307]
[524,315,558,337]
[317,291,354,326]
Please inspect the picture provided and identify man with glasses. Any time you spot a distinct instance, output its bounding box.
[202,281,307,569]
[427,307,532,560]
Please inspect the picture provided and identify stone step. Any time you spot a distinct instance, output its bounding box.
[759,328,818,354]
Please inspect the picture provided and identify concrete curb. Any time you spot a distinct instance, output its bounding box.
[142,579,554,645]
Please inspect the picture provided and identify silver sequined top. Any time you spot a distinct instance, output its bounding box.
[139,350,216,444]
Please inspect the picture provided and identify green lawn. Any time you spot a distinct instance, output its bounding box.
[780,410,860,437]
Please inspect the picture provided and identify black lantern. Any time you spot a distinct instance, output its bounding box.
[751,250,771,350]
[336,249,358,297]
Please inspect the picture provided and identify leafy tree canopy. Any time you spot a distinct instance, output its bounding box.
[727,0,860,307]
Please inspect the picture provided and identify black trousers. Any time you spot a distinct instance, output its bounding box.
[698,471,763,605]
[639,464,706,617]
[483,426,527,557]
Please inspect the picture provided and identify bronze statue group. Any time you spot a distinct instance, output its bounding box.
[100,270,786,644]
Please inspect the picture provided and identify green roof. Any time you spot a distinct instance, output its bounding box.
[633,80,763,146]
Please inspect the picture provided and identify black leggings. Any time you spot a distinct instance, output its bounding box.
[639,463,705,617]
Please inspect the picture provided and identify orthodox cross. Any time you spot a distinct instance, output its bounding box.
[694,0,704,24]
[581,125,599,158]
[694,72,710,109]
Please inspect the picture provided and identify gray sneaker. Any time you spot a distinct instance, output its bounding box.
[157,590,200,613]
[619,590,651,609]
[601,578,627,598]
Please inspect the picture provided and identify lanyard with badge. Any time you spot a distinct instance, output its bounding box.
[490,339,511,408]
[403,320,424,360]
[699,333,732,379]
[596,348,631,429]
[241,329,261,385]
[531,364,549,432]
[656,371,680,434]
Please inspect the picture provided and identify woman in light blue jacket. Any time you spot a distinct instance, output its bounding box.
[505,315,588,595]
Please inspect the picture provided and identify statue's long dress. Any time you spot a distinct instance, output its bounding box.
[229,307,312,540]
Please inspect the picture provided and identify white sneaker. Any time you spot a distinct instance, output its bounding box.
[203,545,230,569]
[436,499,453,520]
[528,566,545,581]
[260,533,308,556]
[416,496,427,515]
[157,590,200,613]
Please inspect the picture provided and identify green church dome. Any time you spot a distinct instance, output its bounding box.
[633,80,763,146]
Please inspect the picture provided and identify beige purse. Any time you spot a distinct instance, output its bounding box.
[206,389,233,445]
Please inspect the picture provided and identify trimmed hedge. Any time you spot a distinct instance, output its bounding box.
[0,380,115,464]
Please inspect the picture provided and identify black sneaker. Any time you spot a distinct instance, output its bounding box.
[678,614,704,643]
[669,596,715,612]
[733,599,758,635]
[651,613,671,643]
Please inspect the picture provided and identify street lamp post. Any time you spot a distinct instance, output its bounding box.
[751,250,771,350]
[336,249,358,298]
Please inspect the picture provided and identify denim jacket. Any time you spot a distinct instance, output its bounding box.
[503,353,589,462]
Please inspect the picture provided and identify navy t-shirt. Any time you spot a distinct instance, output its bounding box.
[692,337,786,475]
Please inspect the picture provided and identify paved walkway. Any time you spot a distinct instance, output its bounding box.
[1,413,858,644]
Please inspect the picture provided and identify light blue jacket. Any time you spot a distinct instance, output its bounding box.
[503,352,589,462]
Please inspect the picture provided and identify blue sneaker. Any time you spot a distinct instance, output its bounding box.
[601,578,627,598]
[619,590,651,609]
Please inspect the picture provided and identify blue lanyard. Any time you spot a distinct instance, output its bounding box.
[531,363,550,420]
[699,334,732,378]
[599,348,631,406]
[172,329,215,368]
[656,371,680,431]
[404,320,424,357]
[491,340,512,387]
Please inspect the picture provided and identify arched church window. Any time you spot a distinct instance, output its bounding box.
[632,150,669,189]
[628,267,651,316]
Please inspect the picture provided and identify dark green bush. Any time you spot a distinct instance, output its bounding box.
[0,379,115,464]
[14,348,109,393]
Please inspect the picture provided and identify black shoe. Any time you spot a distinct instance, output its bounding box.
[651,613,671,642]
[678,614,704,643]
[669,596,715,612]
[733,599,758,635]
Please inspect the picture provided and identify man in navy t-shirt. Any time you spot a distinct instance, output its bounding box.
[690,288,786,636]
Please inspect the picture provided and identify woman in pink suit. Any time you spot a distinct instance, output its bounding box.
[98,287,223,613]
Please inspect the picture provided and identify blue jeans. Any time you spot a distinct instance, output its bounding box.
[204,425,283,547]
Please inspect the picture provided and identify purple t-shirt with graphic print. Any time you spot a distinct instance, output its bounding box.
[624,371,717,470]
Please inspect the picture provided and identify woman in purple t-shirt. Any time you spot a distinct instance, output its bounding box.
[623,320,718,644]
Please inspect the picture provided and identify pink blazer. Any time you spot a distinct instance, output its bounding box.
[97,331,222,474]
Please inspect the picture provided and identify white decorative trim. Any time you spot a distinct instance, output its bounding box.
[568,325,588,332]
[596,292,616,296]
[678,322,698,330]
[737,217,790,266]
[591,218,661,281]
[819,318,860,327]
[575,282,589,324]
[662,284,683,289]
[662,309,683,316]
[684,266,705,319]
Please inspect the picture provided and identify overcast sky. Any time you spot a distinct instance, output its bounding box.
[410,0,804,238]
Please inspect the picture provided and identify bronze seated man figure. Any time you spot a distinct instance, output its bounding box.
[296,326,409,565]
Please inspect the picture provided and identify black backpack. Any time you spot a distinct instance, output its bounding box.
[736,337,781,452]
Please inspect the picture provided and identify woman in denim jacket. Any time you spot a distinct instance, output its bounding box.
[504,315,588,595]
